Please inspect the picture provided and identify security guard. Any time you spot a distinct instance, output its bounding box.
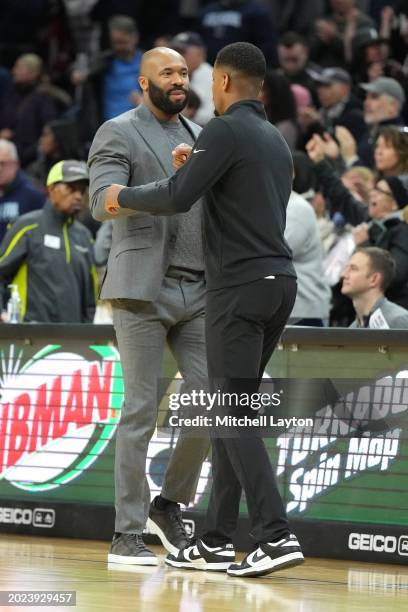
[0,160,97,322]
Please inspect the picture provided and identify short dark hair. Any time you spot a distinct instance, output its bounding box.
[355,246,396,292]
[108,15,138,36]
[279,32,308,49]
[215,42,266,81]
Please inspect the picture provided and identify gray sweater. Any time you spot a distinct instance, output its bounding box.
[285,191,331,320]
[350,297,408,329]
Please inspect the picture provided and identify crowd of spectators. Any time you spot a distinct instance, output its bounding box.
[0,0,407,327]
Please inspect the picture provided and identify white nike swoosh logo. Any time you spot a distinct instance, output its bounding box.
[193,149,206,154]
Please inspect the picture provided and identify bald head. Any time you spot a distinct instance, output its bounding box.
[138,47,190,120]
[140,47,186,77]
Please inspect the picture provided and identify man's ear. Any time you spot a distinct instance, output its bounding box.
[139,75,147,92]
[370,271,381,289]
[222,72,231,92]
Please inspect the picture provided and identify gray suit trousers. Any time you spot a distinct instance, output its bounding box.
[112,275,210,534]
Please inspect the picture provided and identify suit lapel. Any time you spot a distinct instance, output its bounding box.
[130,105,202,176]
[180,114,201,141]
[130,105,174,176]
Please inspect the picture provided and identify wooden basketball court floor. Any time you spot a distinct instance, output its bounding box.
[0,534,407,612]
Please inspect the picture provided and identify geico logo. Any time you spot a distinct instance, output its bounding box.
[348,533,397,553]
[0,507,32,525]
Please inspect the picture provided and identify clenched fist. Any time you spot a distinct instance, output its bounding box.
[172,143,192,170]
[104,184,125,215]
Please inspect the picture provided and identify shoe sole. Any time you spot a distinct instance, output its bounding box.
[108,553,158,566]
[227,551,304,577]
[165,557,231,572]
[146,517,179,556]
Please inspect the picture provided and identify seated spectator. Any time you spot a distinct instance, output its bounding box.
[341,246,408,328]
[306,133,408,308]
[0,140,45,241]
[277,32,319,106]
[285,189,332,326]
[359,76,405,166]
[195,0,278,65]
[75,15,143,143]
[26,119,81,188]
[0,160,97,323]
[171,32,214,125]
[0,54,70,166]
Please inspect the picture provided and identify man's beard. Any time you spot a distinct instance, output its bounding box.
[148,79,189,115]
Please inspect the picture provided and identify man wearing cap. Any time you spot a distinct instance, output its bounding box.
[358,76,405,167]
[309,67,365,139]
[171,32,214,125]
[0,160,97,323]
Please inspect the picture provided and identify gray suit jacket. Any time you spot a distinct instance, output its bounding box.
[88,104,201,301]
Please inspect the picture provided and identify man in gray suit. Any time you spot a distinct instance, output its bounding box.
[88,47,209,566]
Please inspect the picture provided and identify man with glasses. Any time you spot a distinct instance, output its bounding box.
[0,159,97,322]
[0,139,45,241]
[359,76,405,167]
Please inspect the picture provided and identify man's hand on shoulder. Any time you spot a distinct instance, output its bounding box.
[104,184,125,216]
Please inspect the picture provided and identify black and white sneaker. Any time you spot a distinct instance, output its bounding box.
[108,533,158,566]
[165,539,235,571]
[147,497,190,555]
[227,534,304,577]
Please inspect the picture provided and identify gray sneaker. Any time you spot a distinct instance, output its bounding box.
[147,497,190,555]
[107,533,158,566]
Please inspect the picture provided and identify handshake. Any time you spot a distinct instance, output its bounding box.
[104,143,193,215]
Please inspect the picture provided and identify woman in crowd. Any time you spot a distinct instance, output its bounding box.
[262,70,299,150]
[374,125,408,178]
[26,118,81,188]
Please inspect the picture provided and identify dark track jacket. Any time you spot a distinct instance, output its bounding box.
[0,200,97,322]
[118,99,296,291]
